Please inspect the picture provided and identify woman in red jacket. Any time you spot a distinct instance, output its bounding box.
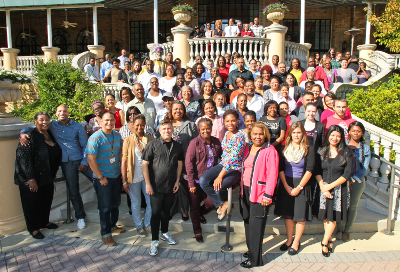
[240,122,279,269]
[274,122,315,255]
[185,118,222,243]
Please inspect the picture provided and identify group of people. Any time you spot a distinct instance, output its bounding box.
[15,49,371,269]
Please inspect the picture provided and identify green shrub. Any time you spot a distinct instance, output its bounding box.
[12,59,104,122]
[347,75,400,137]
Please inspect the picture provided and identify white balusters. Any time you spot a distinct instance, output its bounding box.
[263,41,269,64]
[210,40,215,64]
[378,139,393,190]
[232,40,237,54]
[199,40,205,62]
[204,39,210,63]
[215,39,221,61]
[243,40,248,63]
[238,39,243,57]
[220,39,226,59]
[226,39,232,56]
[369,134,381,182]
[189,40,195,65]
[194,40,200,59]
[253,41,259,62]
[248,40,254,61]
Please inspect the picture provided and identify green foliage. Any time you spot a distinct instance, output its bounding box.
[12,60,104,122]
[171,3,196,14]
[347,75,400,137]
[262,3,289,14]
[0,70,31,84]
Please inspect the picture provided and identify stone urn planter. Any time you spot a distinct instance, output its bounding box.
[0,80,22,118]
[267,9,286,24]
[173,10,192,26]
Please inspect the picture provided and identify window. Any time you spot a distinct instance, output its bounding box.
[283,19,331,55]
[15,30,42,56]
[198,0,259,26]
[76,27,103,54]
[130,20,176,62]
[52,28,72,54]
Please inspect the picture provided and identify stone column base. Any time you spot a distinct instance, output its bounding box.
[357,44,377,66]
[265,24,288,64]
[171,25,193,68]
[88,45,106,67]
[42,46,60,63]
[1,48,20,70]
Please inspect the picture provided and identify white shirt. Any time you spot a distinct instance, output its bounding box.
[132,146,144,183]
[138,72,162,92]
[118,55,130,69]
[299,80,326,95]
[159,77,176,93]
[224,25,240,37]
[272,65,278,74]
[84,64,100,82]
[277,96,297,114]
[231,94,265,120]
[116,100,129,114]
[147,91,165,113]
[250,25,264,37]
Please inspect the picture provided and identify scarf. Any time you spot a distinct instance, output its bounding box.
[133,133,148,153]
[284,142,305,163]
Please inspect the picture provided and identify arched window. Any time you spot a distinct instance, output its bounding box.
[15,30,42,56]
[53,28,72,54]
[76,27,103,53]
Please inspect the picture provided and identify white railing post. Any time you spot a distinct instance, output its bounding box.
[254,40,259,62]
[238,39,243,58]
[189,40,195,66]
[368,134,381,182]
[210,40,215,64]
[220,39,226,59]
[243,40,248,63]
[248,40,254,61]
[215,39,221,60]
[232,39,237,54]
[378,139,393,191]
[226,39,232,56]
[204,39,210,63]
[194,40,199,60]
[199,40,205,62]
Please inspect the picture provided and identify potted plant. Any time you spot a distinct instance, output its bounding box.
[0,70,31,117]
[262,3,289,24]
[171,3,196,26]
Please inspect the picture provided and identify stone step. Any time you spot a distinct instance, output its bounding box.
[61,193,396,235]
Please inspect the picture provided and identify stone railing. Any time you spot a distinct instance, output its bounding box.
[15,56,44,76]
[352,114,400,218]
[71,51,96,70]
[148,42,174,62]
[186,37,271,67]
[57,55,72,64]
[284,42,310,69]
[333,51,397,98]
[101,82,131,101]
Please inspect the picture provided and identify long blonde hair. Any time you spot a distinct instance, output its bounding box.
[282,122,309,156]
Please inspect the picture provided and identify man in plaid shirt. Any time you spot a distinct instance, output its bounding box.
[250,17,264,38]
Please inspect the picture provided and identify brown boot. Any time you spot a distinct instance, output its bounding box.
[111,227,126,234]
[102,236,117,246]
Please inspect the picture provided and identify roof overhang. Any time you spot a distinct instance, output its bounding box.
[284,0,387,9]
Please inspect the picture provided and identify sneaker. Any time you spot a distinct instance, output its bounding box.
[335,231,343,240]
[144,226,151,234]
[137,228,147,238]
[160,231,176,245]
[149,240,159,256]
[102,236,117,246]
[111,227,126,234]
[77,219,86,229]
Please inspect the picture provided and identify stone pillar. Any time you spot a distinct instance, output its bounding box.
[1,48,20,70]
[171,25,193,68]
[88,45,106,67]
[42,46,60,63]
[0,82,32,236]
[357,44,377,65]
[265,24,287,65]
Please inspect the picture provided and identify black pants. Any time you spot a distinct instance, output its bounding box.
[19,183,54,234]
[150,191,175,240]
[241,185,269,267]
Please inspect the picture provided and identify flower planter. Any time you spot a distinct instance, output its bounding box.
[173,10,192,26]
[267,9,286,24]
[0,80,22,117]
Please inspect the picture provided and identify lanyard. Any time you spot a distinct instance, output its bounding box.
[102,131,114,155]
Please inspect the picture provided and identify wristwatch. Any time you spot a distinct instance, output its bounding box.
[297,185,304,190]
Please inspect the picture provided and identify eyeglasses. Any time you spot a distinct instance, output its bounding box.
[150,82,159,84]
[128,112,139,116]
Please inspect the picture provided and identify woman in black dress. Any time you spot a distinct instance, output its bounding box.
[14,111,62,239]
[315,125,353,257]
[275,122,314,255]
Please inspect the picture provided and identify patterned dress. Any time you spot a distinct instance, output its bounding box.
[220,130,246,171]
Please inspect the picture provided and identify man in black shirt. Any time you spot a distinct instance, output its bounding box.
[273,62,288,84]
[345,51,359,71]
[226,57,254,90]
[142,119,183,256]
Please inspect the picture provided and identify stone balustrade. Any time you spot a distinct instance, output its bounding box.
[148,42,174,61]
[284,41,310,69]
[101,82,131,101]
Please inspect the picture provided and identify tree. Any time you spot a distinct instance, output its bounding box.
[366,0,400,53]
[13,59,105,122]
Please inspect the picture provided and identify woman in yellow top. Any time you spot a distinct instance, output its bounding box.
[288,58,304,85]
[122,114,154,237]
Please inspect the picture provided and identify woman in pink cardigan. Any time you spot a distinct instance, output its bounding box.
[240,122,279,269]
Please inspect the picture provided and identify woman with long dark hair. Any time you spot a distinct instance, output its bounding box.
[195,99,226,142]
[213,75,231,103]
[288,58,305,85]
[315,125,353,257]
[217,56,229,82]
[336,121,370,242]
[116,87,135,114]
[235,93,248,130]
[260,100,287,151]
[275,122,314,255]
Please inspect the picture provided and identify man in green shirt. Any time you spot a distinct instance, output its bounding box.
[126,83,156,128]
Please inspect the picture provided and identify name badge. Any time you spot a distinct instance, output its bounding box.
[110,157,116,164]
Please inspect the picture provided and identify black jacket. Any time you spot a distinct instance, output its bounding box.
[14,128,61,186]
[300,120,325,152]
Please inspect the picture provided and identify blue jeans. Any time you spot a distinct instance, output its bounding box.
[128,180,151,229]
[199,164,241,208]
[60,160,93,220]
[93,175,122,237]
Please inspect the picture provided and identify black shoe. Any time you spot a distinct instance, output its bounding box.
[288,243,301,255]
[321,243,331,257]
[328,241,334,253]
[240,259,253,269]
[279,241,293,251]
[32,231,45,239]
[199,215,207,224]
[43,223,58,229]
[243,251,249,258]
[195,234,204,243]
[182,215,189,221]
[129,209,132,215]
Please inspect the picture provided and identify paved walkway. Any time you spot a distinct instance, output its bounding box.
[1,234,400,271]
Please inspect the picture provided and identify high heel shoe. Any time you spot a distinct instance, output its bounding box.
[321,243,331,257]
[288,243,301,255]
[279,241,293,251]
[328,241,334,253]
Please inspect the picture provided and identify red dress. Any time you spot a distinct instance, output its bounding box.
[113,109,122,129]
[218,67,229,82]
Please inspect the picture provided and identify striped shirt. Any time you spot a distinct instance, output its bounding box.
[85,130,123,178]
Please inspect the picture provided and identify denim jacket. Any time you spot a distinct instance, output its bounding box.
[346,140,371,183]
